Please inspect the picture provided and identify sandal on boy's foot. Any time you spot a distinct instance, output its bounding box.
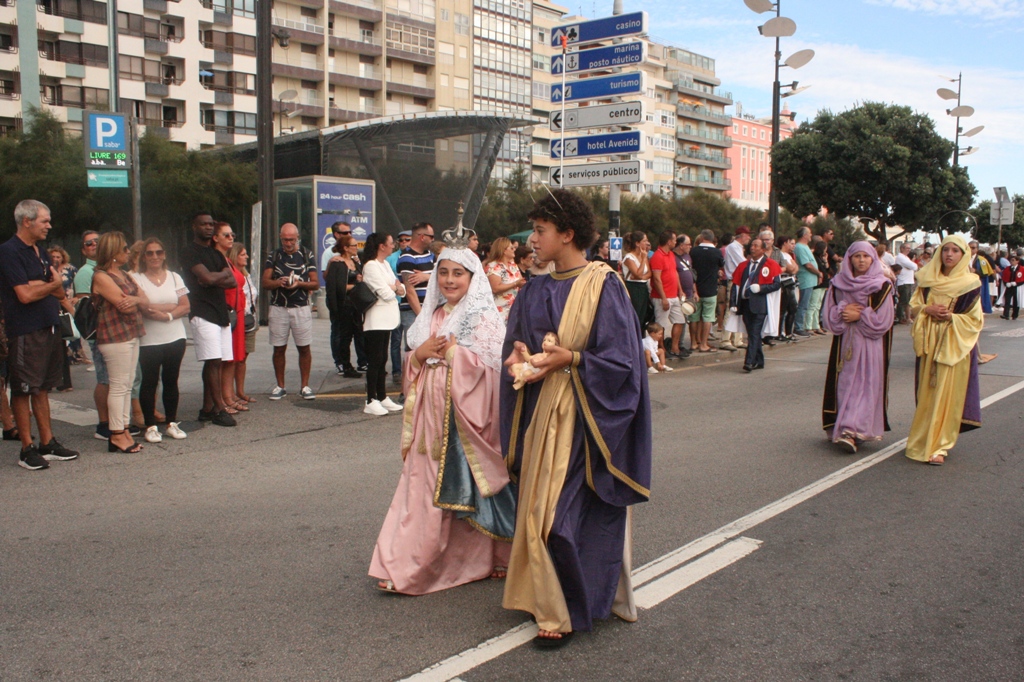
[2,427,20,441]
[490,566,508,580]
[928,454,945,466]
[835,436,857,454]
[534,631,573,649]
[376,580,400,593]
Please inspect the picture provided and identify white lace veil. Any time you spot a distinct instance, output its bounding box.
[405,246,506,372]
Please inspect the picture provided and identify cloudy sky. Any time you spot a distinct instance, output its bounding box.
[611,0,1023,205]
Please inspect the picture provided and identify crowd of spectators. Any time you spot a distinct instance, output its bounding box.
[5,195,1021,470]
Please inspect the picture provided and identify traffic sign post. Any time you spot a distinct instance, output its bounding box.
[550,131,641,159]
[550,11,647,47]
[550,161,641,188]
[550,72,643,104]
[549,102,643,132]
[551,41,645,75]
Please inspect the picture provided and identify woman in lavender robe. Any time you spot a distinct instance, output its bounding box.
[821,241,895,454]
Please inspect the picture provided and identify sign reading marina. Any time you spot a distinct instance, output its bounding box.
[551,42,645,75]
[83,112,131,170]
[550,160,641,188]
[550,11,648,48]
[549,102,643,132]
[550,72,643,104]
[550,131,642,159]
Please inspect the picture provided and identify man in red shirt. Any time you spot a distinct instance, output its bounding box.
[650,230,686,359]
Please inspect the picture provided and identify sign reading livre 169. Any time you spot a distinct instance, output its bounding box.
[83,112,131,170]
[550,11,647,47]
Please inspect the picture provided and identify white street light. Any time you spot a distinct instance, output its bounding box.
[936,88,959,100]
[744,0,775,13]
[963,125,984,138]
[959,146,979,156]
[745,0,812,230]
[947,105,975,117]
[784,49,815,69]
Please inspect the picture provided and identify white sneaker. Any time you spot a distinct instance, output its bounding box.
[364,399,389,416]
[165,422,187,439]
[300,386,316,400]
[269,386,287,400]
[661,365,674,372]
[380,397,404,412]
[144,425,162,443]
[648,366,659,375]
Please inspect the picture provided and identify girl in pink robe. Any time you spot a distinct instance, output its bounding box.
[369,246,514,594]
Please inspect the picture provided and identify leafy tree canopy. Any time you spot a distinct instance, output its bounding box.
[772,101,976,244]
[967,195,1024,248]
[0,108,257,262]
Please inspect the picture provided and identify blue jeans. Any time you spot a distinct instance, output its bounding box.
[390,308,417,378]
[795,287,813,332]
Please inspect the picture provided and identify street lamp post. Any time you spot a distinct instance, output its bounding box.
[937,74,983,168]
[745,0,813,231]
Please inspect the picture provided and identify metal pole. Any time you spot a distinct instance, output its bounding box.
[767,2,782,232]
[257,0,275,268]
[607,0,623,233]
[130,116,142,241]
[952,72,962,168]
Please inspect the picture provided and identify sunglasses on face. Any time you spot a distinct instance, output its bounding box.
[220,232,236,239]
[84,240,98,247]
[145,249,164,257]
[335,231,351,236]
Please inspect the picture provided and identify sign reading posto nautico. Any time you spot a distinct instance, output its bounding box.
[83,112,132,170]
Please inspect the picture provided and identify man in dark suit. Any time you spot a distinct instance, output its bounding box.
[730,238,783,372]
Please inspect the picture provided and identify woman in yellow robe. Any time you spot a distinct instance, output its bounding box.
[906,235,983,465]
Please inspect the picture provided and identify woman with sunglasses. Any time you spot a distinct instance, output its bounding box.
[131,238,190,442]
[228,242,257,403]
[92,231,148,454]
[325,234,366,378]
[213,222,248,414]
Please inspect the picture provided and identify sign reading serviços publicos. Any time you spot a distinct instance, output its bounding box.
[548,11,648,189]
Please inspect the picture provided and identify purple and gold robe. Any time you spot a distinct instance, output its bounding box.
[500,263,652,633]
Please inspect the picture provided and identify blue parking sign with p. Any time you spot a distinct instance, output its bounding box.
[84,112,131,170]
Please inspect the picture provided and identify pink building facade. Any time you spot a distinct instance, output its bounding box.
[725,107,794,211]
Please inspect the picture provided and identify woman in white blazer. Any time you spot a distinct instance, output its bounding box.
[361,233,407,416]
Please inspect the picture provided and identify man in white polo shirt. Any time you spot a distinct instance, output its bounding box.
[893,242,919,324]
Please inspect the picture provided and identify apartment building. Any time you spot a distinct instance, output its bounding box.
[724,106,794,211]
[0,0,260,146]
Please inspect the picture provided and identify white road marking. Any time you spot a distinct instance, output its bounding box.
[401,623,538,682]
[400,377,1024,682]
[48,399,99,427]
[634,537,762,610]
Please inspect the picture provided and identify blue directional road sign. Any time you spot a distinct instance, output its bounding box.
[550,131,641,159]
[550,72,643,104]
[83,112,131,170]
[550,11,647,47]
[551,42,645,75]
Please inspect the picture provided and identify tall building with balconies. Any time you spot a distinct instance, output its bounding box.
[724,106,794,211]
[0,0,259,146]
[665,47,732,198]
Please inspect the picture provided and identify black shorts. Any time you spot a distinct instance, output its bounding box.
[7,326,63,396]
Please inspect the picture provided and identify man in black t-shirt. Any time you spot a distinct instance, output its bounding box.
[688,229,725,352]
[179,212,238,426]
[262,223,319,401]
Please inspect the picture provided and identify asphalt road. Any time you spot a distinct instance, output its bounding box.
[2,315,1022,681]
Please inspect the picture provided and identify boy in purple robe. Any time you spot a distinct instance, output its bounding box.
[500,189,652,648]
[821,241,895,453]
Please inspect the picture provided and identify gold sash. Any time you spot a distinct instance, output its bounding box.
[502,262,613,633]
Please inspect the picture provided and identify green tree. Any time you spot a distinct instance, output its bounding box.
[772,102,977,244]
[968,196,1024,248]
[0,110,258,259]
